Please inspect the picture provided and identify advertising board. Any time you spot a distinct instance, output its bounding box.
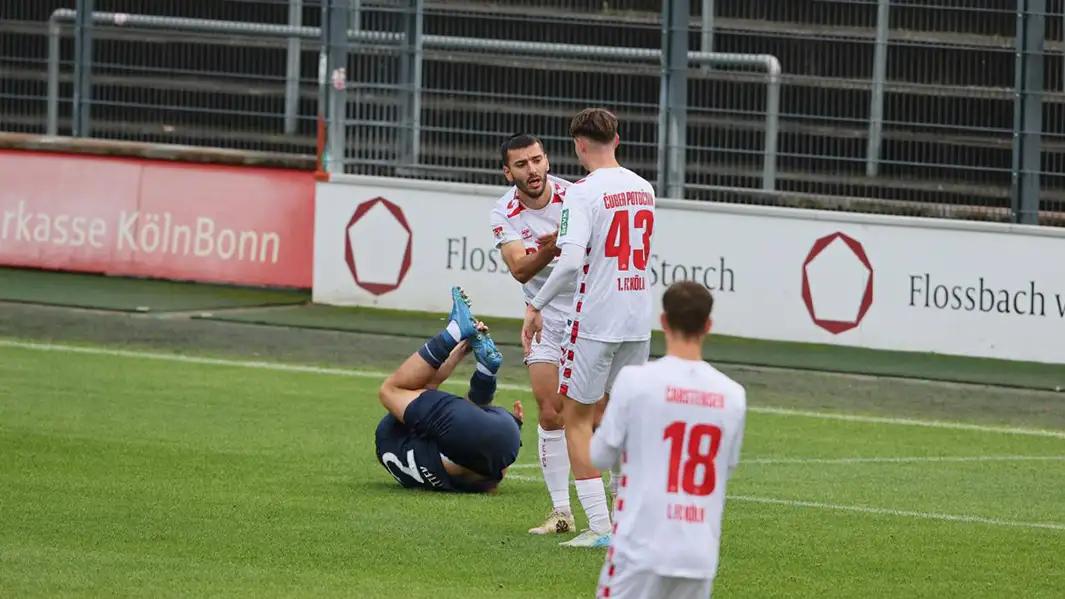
[0,150,315,288]
[314,175,1065,364]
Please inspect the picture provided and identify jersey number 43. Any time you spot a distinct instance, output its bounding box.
[663,421,722,496]
[605,209,654,271]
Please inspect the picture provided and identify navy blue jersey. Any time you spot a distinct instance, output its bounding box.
[374,389,522,493]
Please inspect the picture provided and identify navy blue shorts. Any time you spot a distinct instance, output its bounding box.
[375,390,522,492]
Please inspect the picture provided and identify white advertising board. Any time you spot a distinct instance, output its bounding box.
[314,175,1065,365]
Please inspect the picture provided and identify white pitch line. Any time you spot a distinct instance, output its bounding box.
[744,455,1065,465]
[3,338,1065,439]
[728,495,1065,532]
[513,456,1065,469]
[500,476,1065,532]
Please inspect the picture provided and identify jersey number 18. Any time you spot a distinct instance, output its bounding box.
[605,209,654,271]
[663,421,722,496]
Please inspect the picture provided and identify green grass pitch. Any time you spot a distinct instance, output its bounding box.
[2,342,1064,598]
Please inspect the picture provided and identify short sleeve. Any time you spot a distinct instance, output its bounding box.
[489,204,523,249]
[557,187,593,249]
[726,391,746,477]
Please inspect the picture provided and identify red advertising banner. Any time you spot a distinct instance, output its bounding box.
[0,149,314,288]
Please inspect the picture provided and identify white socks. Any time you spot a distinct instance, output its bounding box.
[445,320,462,342]
[575,477,612,534]
[538,425,572,514]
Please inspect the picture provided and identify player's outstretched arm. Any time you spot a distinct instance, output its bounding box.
[523,244,583,353]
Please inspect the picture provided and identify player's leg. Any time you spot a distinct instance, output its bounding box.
[525,317,575,534]
[379,286,480,422]
[602,339,652,499]
[423,332,521,483]
[558,337,617,548]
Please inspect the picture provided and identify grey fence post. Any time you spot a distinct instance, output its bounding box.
[662,0,690,199]
[72,0,94,138]
[323,1,350,175]
[284,0,302,135]
[398,0,424,167]
[701,0,715,73]
[1011,0,1045,225]
[866,0,891,177]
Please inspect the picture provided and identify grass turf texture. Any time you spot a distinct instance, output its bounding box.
[194,304,1065,391]
[2,343,1064,598]
[0,268,309,312]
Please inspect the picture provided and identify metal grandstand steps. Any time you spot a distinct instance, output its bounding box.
[2,0,1062,213]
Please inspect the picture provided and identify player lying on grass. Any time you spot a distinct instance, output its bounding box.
[375,286,525,494]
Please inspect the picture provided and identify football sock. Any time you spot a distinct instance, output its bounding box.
[417,325,461,369]
[575,476,611,534]
[538,426,572,514]
[467,366,497,406]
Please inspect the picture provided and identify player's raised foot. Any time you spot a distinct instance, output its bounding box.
[449,286,480,340]
[559,529,611,548]
[470,331,503,374]
[528,510,575,535]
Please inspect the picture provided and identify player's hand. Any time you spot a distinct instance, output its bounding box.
[475,320,489,333]
[511,399,525,423]
[456,339,472,355]
[537,231,561,257]
[521,306,543,356]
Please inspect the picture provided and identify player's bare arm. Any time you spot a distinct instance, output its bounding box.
[499,234,560,284]
[523,236,584,353]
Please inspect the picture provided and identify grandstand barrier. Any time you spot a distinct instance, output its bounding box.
[0,135,315,288]
[313,175,1065,365]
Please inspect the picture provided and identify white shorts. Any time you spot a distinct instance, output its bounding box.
[525,316,564,366]
[597,558,713,599]
[558,335,651,405]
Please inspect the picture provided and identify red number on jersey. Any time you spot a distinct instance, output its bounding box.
[663,421,722,496]
[604,209,655,272]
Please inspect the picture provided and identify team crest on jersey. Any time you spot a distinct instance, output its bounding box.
[521,228,532,239]
[493,226,505,241]
[559,208,569,236]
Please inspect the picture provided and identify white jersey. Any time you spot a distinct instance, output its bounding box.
[556,167,655,342]
[489,175,574,323]
[591,356,747,580]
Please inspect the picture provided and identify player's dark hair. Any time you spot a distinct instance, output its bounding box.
[500,133,544,167]
[569,108,618,144]
[662,281,714,339]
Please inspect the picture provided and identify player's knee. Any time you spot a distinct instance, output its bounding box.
[538,405,563,431]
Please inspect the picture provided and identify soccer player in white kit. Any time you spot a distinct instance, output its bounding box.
[522,108,657,548]
[489,133,579,535]
[591,281,747,599]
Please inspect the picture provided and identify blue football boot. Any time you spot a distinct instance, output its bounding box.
[470,331,504,374]
[449,286,480,341]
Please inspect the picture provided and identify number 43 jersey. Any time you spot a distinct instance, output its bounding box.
[556,166,656,343]
[591,356,747,580]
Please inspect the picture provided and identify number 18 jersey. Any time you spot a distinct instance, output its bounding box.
[594,356,747,580]
[556,167,656,343]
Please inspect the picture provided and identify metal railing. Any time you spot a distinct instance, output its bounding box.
[44,5,781,195]
[3,0,1061,225]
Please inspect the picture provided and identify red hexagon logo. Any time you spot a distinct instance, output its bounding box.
[801,232,873,335]
[344,197,412,296]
